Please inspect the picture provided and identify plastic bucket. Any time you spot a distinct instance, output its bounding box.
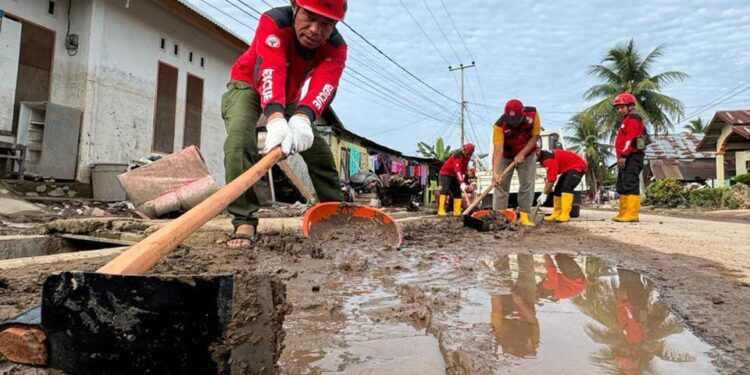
[91,163,128,201]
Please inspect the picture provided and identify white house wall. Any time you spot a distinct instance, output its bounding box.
[80,0,240,183]
[0,0,242,184]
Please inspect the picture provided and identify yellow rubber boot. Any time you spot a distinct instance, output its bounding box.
[544,196,561,221]
[620,195,641,222]
[519,211,536,227]
[612,195,627,222]
[556,193,574,223]
[438,195,447,216]
[453,198,462,216]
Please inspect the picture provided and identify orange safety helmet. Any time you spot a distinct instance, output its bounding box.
[613,92,636,107]
[295,0,347,21]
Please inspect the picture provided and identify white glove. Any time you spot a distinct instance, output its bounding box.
[460,183,467,193]
[286,114,314,155]
[261,117,290,154]
[537,193,547,205]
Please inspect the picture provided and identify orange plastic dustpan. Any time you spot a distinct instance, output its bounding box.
[470,209,516,222]
[302,202,403,247]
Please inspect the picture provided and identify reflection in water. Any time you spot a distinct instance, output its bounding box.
[487,254,539,357]
[575,259,696,374]
[482,254,705,374]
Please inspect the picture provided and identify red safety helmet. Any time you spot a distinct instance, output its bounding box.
[503,99,525,126]
[296,0,347,21]
[613,92,636,107]
[463,143,475,154]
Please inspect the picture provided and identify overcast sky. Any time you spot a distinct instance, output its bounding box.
[187,0,750,157]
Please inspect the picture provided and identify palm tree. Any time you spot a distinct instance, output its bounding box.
[573,266,695,374]
[684,117,706,134]
[416,137,456,162]
[584,39,688,137]
[564,112,613,192]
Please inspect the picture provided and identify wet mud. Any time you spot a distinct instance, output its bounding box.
[1,216,749,374]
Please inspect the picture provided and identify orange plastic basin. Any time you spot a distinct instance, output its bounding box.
[302,202,402,247]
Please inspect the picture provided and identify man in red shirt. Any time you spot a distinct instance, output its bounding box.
[438,143,474,216]
[612,93,646,222]
[492,99,541,227]
[536,149,587,222]
[222,0,347,248]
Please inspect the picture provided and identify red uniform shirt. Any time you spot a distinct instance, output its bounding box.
[493,107,541,158]
[541,149,588,183]
[540,264,587,301]
[439,151,471,184]
[614,113,645,159]
[230,7,347,121]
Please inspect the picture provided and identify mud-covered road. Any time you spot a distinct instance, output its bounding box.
[1,213,749,374]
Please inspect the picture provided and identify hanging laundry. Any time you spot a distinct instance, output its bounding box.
[350,147,361,176]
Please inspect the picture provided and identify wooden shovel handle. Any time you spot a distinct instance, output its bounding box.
[461,162,516,216]
[98,147,284,275]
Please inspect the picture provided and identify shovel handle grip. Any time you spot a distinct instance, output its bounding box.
[98,147,284,275]
[461,162,516,216]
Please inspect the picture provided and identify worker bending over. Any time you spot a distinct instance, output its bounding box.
[438,143,474,216]
[536,149,587,223]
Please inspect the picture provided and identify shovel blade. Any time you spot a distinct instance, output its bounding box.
[41,272,233,374]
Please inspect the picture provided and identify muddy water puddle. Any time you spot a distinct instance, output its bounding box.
[280,274,445,374]
[396,252,718,374]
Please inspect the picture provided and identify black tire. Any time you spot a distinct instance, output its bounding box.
[571,204,580,218]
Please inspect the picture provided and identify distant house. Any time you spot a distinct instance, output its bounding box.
[645,132,715,184]
[696,110,750,185]
[0,0,246,183]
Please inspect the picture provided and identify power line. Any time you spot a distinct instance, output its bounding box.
[675,79,750,126]
[341,77,453,123]
[234,0,263,16]
[421,0,461,63]
[437,0,493,122]
[197,0,256,31]
[397,0,451,67]
[346,68,453,122]
[340,21,459,104]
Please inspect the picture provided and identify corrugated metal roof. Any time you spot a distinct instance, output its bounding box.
[716,110,750,126]
[645,132,715,160]
[697,110,750,151]
[733,125,750,139]
[649,159,716,180]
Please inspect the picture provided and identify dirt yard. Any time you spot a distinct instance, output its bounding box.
[1,211,749,374]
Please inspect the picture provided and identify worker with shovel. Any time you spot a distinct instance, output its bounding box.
[222,0,347,247]
[536,149,587,223]
[612,93,646,223]
[437,143,475,216]
[492,99,541,227]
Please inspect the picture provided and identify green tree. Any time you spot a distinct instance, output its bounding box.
[584,39,688,137]
[416,137,456,162]
[564,112,613,193]
[684,117,706,134]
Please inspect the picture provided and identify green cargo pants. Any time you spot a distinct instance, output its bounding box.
[222,80,343,229]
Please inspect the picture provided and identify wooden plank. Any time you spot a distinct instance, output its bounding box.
[0,247,127,270]
[277,160,316,202]
[57,234,136,247]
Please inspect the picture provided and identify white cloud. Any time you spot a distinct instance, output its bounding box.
[190,0,750,154]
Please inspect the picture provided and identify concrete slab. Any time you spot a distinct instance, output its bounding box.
[0,197,44,216]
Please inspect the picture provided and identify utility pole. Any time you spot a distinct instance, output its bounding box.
[448,61,475,147]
